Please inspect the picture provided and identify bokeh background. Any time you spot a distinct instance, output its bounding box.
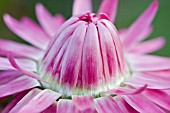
[0,0,170,56]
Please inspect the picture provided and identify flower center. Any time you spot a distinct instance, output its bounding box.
[39,13,129,97]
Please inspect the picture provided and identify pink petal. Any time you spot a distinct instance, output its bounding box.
[97,21,118,80]
[72,96,97,113]
[82,23,103,88]
[59,23,87,89]
[0,39,43,60]
[0,75,40,98]
[129,37,165,54]
[57,99,79,113]
[72,0,92,16]
[116,97,139,113]
[8,54,45,81]
[144,89,170,111]
[106,85,147,95]
[0,57,37,71]
[36,3,65,37]
[124,72,170,89]
[9,89,61,113]
[98,0,118,22]
[123,0,158,49]
[41,102,57,113]
[2,91,28,113]
[3,14,50,50]
[128,54,170,71]
[123,94,165,113]
[94,96,123,113]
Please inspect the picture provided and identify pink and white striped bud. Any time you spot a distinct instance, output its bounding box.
[41,13,126,96]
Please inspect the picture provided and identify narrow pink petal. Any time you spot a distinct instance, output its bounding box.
[36,3,65,37]
[0,75,40,98]
[144,89,170,111]
[116,97,139,113]
[2,91,28,113]
[97,21,118,80]
[124,72,170,89]
[82,23,103,88]
[0,39,43,60]
[0,71,22,85]
[59,23,87,89]
[100,19,125,73]
[72,96,97,113]
[123,94,165,113]
[128,54,170,71]
[3,14,50,50]
[120,26,153,43]
[57,99,79,113]
[8,54,45,82]
[106,85,147,95]
[72,0,92,16]
[41,102,57,113]
[98,0,118,22]
[94,96,123,113]
[129,37,165,54]
[123,0,158,48]
[0,57,37,71]
[10,89,61,113]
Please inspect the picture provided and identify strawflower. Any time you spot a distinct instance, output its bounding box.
[0,0,170,113]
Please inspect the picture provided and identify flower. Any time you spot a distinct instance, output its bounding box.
[1,0,170,113]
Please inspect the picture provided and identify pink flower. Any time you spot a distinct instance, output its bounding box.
[1,0,170,113]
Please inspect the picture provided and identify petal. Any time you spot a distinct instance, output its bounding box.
[106,85,147,95]
[144,89,170,111]
[72,96,97,113]
[0,39,43,60]
[3,14,50,50]
[0,75,40,98]
[2,91,28,113]
[59,23,87,89]
[41,102,57,113]
[94,96,123,113]
[57,99,79,113]
[9,89,61,113]
[124,72,170,89]
[0,57,37,71]
[116,97,139,113]
[98,0,118,22]
[129,37,165,54]
[128,54,170,71]
[82,23,103,88]
[123,0,158,49]
[72,0,92,16]
[123,94,165,113]
[36,3,65,37]
[8,54,45,81]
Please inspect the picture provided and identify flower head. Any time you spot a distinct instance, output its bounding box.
[0,0,170,113]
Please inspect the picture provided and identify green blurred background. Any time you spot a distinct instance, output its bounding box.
[0,0,170,56]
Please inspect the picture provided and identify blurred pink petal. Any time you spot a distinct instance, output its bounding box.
[3,14,50,50]
[94,96,122,113]
[72,96,97,113]
[72,0,92,16]
[129,37,165,54]
[0,75,40,98]
[125,71,170,89]
[98,0,118,22]
[123,0,158,49]
[123,94,165,113]
[36,3,65,37]
[9,89,61,113]
[0,39,43,60]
